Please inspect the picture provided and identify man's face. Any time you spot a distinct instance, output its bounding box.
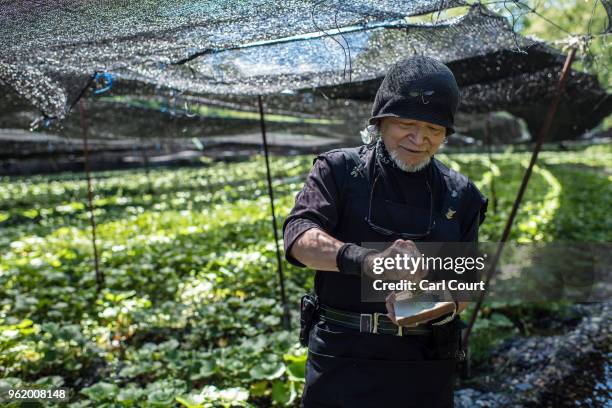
[380,117,446,172]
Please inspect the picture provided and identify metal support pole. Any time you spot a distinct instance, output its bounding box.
[79,99,104,293]
[258,95,291,330]
[139,137,154,195]
[463,47,577,349]
[484,116,498,213]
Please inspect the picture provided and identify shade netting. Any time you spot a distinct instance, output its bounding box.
[0,0,610,142]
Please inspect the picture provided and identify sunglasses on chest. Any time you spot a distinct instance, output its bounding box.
[364,165,436,240]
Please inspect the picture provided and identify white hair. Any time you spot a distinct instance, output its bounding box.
[360,123,380,144]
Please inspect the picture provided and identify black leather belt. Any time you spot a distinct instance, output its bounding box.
[319,305,431,336]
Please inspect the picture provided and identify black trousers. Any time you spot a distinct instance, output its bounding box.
[302,319,456,408]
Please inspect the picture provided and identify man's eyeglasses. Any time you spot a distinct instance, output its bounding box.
[365,172,436,240]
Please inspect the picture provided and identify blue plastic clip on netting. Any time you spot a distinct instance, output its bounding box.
[93,72,113,95]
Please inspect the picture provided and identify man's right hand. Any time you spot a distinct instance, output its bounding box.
[363,239,427,281]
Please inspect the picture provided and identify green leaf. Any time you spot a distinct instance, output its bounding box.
[35,376,65,388]
[190,360,216,380]
[116,386,145,406]
[218,387,249,405]
[0,378,22,392]
[489,313,515,328]
[176,395,203,408]
[80,382,119,402]
[147,389,176,407]
[271,381,296,406]
[17,319,33,329]
[286,357,306,382]
[249,381,269,398]
[249,361,285,380]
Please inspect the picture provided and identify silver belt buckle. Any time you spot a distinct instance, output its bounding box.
[373,313,380,334]
[360,313,373,333]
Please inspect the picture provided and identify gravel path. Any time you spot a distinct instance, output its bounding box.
[455,303,611,407]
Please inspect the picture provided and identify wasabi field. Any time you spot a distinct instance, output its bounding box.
[1,145,610,407]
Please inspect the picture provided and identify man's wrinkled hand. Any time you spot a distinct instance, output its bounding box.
[363,239,427,281]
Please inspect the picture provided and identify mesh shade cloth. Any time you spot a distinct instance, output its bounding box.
[0,1,610,142]
[0,0,465,120]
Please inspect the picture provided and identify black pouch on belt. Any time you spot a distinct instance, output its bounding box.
[299,293,319,347]
[431,316,467,362]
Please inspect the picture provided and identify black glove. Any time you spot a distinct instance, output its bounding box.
[336,243,377,276]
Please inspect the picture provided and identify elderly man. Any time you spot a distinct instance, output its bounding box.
[283,56,487,408]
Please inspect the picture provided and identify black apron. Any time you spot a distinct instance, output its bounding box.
[303,320,456,408]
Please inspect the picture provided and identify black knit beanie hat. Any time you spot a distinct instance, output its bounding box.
[369,56,460,135]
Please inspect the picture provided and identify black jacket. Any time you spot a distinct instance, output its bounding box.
[283,143,488,312]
